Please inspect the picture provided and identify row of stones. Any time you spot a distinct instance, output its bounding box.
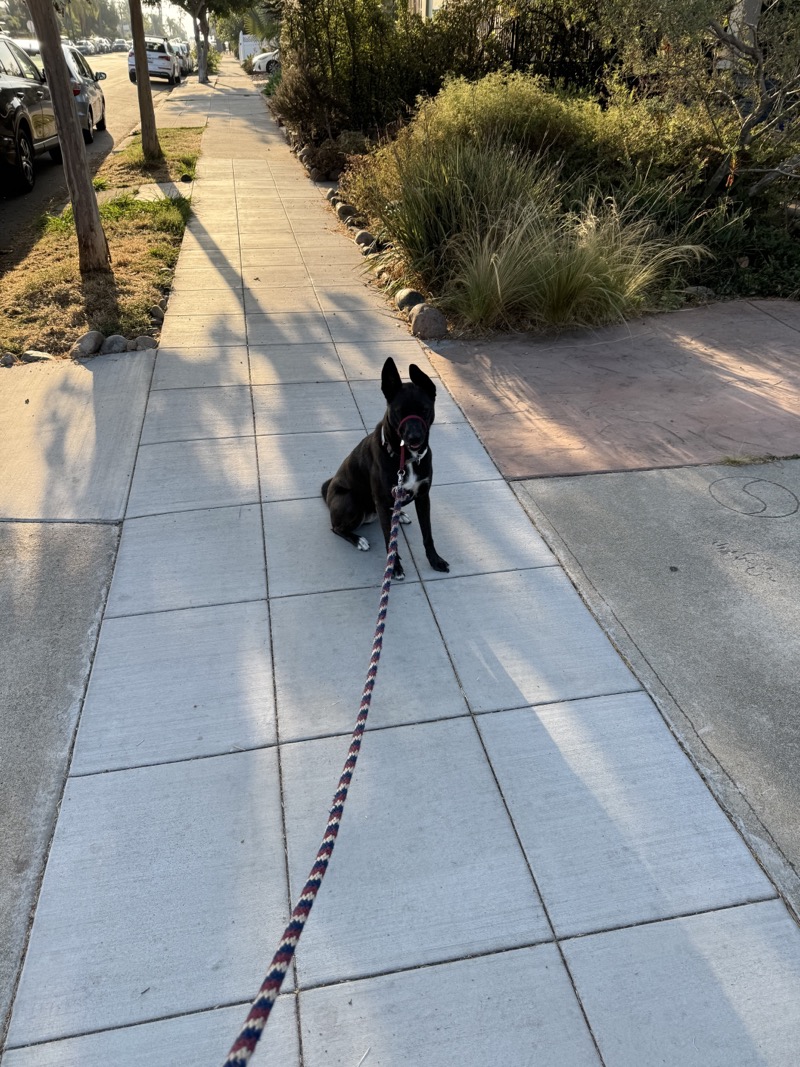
[324,189,448,340]
[1,332,158,368]
[278,120,447,339]
[1,304,165,368]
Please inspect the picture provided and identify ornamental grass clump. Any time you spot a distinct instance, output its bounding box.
[345,130,703,332]
[440,196,703,331]
[366,134,559,291]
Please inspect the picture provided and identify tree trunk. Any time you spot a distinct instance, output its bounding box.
[193,16,207,84]
[201,11,211,81]
[26,0,111,274]
[128,0,163,161]
[197,6,210,84]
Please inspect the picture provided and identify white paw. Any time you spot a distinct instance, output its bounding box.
[356,536,370,551]
[399,510,412,525]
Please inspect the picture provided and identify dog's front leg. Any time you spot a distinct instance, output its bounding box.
[415,488,449,572]
[376,495,404,580]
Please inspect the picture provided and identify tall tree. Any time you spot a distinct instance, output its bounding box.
[588,0,800,198]
[128,0,163,161]
[26,0,111,273]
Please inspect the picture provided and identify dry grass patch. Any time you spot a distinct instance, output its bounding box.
[0,195,190,356]
[98,126,202,188]
[0,127,202,357]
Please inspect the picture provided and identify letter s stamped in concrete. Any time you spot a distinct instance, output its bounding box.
[708,476,799,518]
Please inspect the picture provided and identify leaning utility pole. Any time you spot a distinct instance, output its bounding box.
[128,0,163,161]
[26,0,111,274]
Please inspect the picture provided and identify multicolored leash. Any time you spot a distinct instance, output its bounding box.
[223,470,409,1065]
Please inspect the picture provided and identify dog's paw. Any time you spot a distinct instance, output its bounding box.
[399,510,412,525]
[393,559,405,581]
[357,536,370,551]
[429,554,449,572]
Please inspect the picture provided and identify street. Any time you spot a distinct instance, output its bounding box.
[0,51,182,269]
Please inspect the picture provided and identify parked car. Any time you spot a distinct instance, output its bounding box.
[128,37,182,85]
[251,48,279,74]
[76,39,94,55]
[22,40,107,144]
[112,38,128,51]
[0,33,60,195]
[170,39,194,75]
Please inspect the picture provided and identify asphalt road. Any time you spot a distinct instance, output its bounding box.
[0,51,180,269]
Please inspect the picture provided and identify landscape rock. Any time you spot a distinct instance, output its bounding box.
[309,168,325,183]
[135,336,158,350]
[150,305,165,323]
[20,350,55,363]
[325,187,339,201]
[409,303,448,340]
[1,353,16,367]
[328,170,342,182]
[354,229,375,248]
[127,340,138,351]
[99,334,128,354]
[684,285,715,301]
[396,288,425,312]
[336,202,356,221]
[72,330,104,357]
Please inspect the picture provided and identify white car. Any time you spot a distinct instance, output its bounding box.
[251,48,279,74]
[170,39,194,75]
[128,37,182,85]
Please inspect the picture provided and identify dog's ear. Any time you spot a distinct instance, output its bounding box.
[381,357,403,402]
[409,363,436,401]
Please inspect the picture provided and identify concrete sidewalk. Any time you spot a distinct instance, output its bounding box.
[4,60,800,1066]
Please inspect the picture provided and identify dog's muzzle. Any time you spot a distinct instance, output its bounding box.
[397,414,428,451]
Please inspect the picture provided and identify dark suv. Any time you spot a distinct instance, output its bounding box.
[0,33,61,195]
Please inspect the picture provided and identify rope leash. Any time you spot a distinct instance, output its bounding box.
[223,471,409,1066]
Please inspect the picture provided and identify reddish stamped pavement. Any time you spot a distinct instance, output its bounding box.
[425,298,800,479]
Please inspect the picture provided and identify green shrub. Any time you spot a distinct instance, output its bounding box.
[411,74,594,166]
[270,0,610,145]
[347,132,700,331]
[343,68,800,323]
[206,48,221,75]
[242,55,254,75]
[261,68,282,97]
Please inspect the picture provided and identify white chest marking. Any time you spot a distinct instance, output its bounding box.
[402,457,430,499]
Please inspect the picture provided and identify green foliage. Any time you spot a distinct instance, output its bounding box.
[42,196,191,237]
[206,47,221,75]
[439,196,700,331]
[682,205,800,299]
[270,0,612,143]
[261,67,282,96]
[345,128,701,331]
[586,0,800,199]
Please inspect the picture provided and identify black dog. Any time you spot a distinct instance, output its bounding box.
[321,358,449,579]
